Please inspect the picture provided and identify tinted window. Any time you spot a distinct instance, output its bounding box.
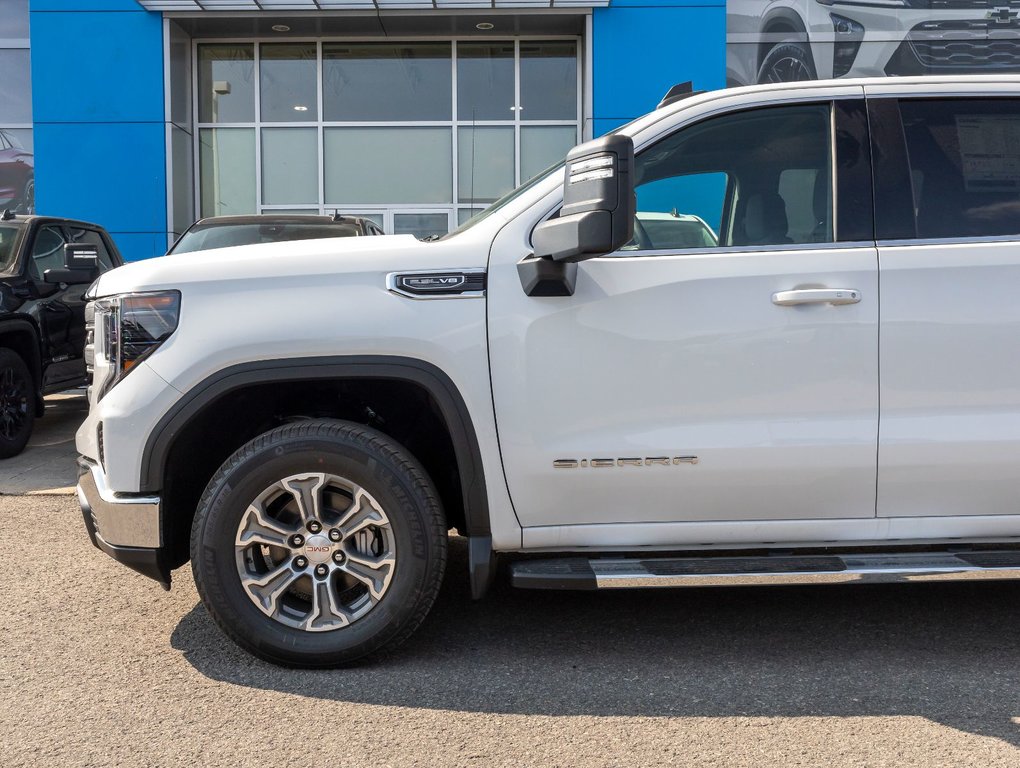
[900,99,1020,240]
[0,225,18,272]
[627,103,832,252]
[68,228,115,270]
[29,225,66,280]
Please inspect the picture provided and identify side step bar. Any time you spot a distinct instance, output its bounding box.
[511,551,1020,590]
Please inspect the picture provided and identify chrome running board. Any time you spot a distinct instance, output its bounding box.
[510,551,1020,590]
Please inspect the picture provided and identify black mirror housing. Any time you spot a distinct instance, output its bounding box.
[43,268,94,285]
[532,133,635,263]
[64,242,99,270]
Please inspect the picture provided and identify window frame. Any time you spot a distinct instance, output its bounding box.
[605,98,874,258]
[869,96,1020,245]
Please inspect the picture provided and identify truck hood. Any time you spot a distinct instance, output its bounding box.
[93,233,487,297]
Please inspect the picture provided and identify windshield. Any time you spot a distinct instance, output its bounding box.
[0,226,20,273]
[444,161,565,238]
[171,222,362,254]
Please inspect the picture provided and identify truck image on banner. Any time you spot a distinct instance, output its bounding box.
[727,0,1020,86]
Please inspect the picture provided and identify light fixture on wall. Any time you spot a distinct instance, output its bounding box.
[294,105,308,112]
[271,24,291,32]
[476,22,494,30]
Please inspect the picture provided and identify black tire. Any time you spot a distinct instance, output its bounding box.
[757,42,817,84]
[190,419,447,667]
[0,348,35,459]
[15,176,34,215]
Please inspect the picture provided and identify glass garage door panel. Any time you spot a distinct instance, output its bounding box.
[199,128,255,217]
[324,127,452,205]
[198,45,254,123]
[520,42,578,121]
[323,43,451,122]
[261,43,317,122]
[458,127,514,205]
[457,43,515,122]
[521,126,577,183]
[262,128,318,206]
[393,213,449,239]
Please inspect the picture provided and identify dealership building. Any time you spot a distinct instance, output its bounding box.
[11,1,1020,260]
[8,0,722,260]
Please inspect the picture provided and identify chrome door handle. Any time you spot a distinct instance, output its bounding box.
[772,288,861,307]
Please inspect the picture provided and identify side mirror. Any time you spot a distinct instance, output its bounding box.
[532,134,635,263]
[64,242,99,270]
[43,243,100,285]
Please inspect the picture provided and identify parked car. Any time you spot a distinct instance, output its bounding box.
[0,130,33,214]
[77,75,1020,668]
[727,0,1020,85]
[625,211,719,250]
[168,214,385,255]
[0,212,122,457]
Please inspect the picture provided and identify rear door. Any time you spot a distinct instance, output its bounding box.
[868,88,1020,517]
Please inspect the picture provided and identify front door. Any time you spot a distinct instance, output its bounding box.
[488,98,880,528]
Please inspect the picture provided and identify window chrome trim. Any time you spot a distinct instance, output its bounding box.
[878,234,1020,248]
[597,240,876,260]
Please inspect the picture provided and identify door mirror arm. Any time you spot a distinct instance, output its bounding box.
[517,253,578,297]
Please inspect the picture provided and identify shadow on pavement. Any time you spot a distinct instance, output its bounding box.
[172,536,1020,746]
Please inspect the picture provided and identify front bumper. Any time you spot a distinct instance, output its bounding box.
[77,457,171,589]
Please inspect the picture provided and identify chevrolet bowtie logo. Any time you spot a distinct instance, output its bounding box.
[988,7,1019,23]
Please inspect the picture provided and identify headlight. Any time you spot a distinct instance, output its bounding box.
[91,291,181,400]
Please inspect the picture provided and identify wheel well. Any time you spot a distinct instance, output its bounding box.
[0,323,43,415]
[160,377,467,569]
[758,19,802,71]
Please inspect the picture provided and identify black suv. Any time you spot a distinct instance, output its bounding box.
[0,212,122,457]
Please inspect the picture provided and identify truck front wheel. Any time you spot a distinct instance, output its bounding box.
[0,348,34,458]
[190,419,447,667]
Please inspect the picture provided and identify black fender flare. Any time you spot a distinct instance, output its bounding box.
[139,355,492,540]
[0,317,44,414]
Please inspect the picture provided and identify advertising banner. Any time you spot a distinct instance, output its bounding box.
[727,1,1020,86]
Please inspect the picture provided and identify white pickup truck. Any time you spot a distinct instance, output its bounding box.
[77,76,1020,667]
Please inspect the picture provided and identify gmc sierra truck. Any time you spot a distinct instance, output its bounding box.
[77,76,1020,667]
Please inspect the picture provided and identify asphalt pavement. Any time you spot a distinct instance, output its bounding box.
[2,399,1020,766]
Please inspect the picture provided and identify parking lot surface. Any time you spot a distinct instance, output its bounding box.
[2,490,1020,766]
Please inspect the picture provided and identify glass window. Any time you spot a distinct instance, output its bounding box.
[900,98,1020,239]
[0,49,31,124]
[324,127,452,204]
[29,225,66,281]
[520,42,577,121]
[457,43,514,121]
[393,213,449,240]
[260,44,317,122]
[262,127,318,206]
[198,45,255,123]
[458,208,485,226]
[628,103,832,251]
[0,225,19,273]
[1,128,30,152]
[323,43,451,122]
[67,228,115,270]
[199,128,256,217]
[521,126,576,183]
[458,127,514,205]
[0,1,29,39]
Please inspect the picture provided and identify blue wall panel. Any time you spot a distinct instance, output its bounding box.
[592,5,727,129]
[31,1,167,261]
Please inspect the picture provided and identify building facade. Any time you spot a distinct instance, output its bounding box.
[19,1,1020,260]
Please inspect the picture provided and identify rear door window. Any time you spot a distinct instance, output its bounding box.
[899,99,1020,240]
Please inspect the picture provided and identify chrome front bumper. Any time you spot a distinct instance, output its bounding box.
[77,458,162,548]
[77,458,170,588]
